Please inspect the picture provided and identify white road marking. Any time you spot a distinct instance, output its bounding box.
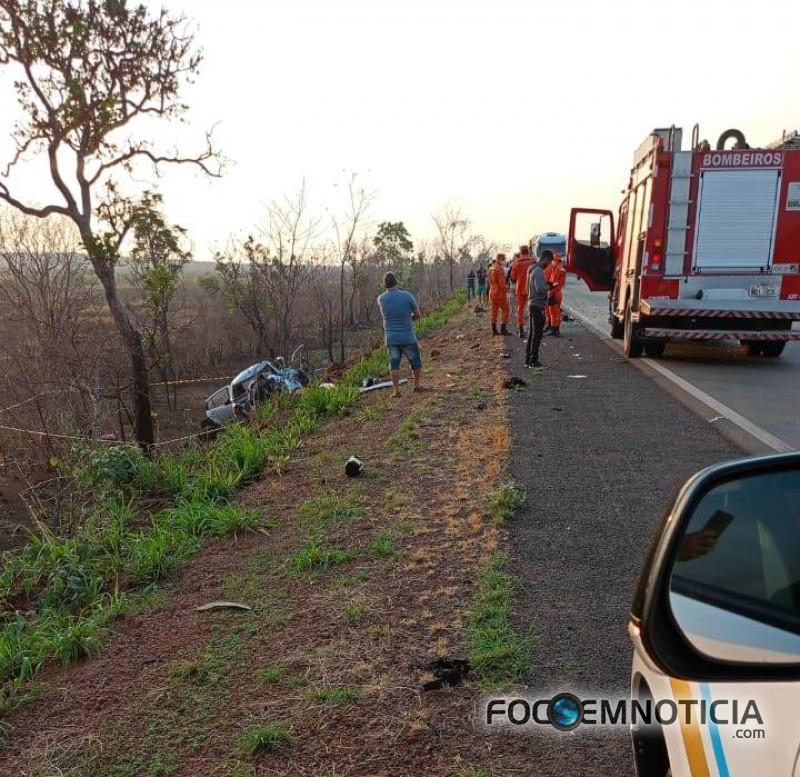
[566,307,794,453]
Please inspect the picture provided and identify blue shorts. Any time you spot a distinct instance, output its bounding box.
[388,342,422,371]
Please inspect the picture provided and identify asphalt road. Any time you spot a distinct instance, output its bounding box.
[504,321,740,776]
[562,275,800,450]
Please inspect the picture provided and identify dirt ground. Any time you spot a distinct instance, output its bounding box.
[0,306,539,776]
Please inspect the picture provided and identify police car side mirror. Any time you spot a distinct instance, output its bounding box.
[632,452,800,682]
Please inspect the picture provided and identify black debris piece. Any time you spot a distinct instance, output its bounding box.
[415,658,471,691]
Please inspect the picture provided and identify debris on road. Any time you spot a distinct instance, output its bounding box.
[358,378,409,394]
[345,456,364,477]
[195,602,252,612]
[416,658,471,691]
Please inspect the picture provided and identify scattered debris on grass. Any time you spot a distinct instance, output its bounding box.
[195,602,252,612]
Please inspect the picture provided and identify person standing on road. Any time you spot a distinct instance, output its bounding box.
[510,245,534,339]
[488,253,511,336]
[544,251,567,337]
[466,268,476,300]
[525,250,553,368]
[377,271,423,398]
[476,264,488,305]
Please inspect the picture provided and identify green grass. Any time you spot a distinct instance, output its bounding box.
[387,411,425,454]
[286,534,357,575]
[331,570,371,593]
[0,293,462,712]
[297,490,366,528]
[383,487,411,511]
[259,664,285,684]
[485,480,527,526]
[288,674,310,689]
[238,723,293,757]
[305,685,362,705]
[468,555,535,688]
[169,631,248,688]
[357,400,388,423]
[342,603,368,623]
[368,529,398,559]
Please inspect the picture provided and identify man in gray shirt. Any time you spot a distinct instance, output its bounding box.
[525,251,554,368]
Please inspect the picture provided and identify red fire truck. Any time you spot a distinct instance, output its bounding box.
[567,126,800,358]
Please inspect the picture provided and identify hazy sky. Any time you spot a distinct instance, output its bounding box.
[1,0,799,259]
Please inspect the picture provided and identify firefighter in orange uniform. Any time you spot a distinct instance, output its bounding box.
[545,252,567,337]
[488,253,511,336]
[509,245,534,339]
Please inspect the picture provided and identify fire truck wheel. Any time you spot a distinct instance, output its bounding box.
[742,340,763,357]
[758,342,786,358]
[623,307,644,358]
[643,341,666,358]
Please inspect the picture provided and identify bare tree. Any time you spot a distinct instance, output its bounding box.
[0,0,221,448]
[308,256,338,363]
[215,185,318,359]
[432,204,476,292]
[257,184,318,357]
[0,209,119,447]
[331,174,372,362]
[214,242,273,357]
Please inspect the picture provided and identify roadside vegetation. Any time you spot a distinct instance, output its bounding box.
[468,555,536,687]
[0,298,545,776]
[0,297,463,715]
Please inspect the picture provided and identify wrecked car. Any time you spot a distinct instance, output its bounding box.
[203,346,314,430]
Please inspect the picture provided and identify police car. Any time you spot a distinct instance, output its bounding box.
[630,451,800,776]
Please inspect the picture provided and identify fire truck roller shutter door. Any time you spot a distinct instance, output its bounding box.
[693,169,781,272]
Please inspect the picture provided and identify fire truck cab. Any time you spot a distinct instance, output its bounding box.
[567,126,800,358]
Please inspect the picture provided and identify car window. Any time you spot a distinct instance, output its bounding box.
[673,469,800,618]
[206,387,230,410]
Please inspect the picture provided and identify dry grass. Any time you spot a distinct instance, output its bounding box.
[0,303,536,776]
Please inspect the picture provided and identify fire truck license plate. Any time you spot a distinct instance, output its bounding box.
[749,286,777,297]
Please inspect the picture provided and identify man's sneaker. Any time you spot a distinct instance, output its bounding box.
[531,360,544,368]
[523,362,531,369]
[500,325,511,336]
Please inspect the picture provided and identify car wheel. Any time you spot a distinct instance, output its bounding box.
[742,340,763,357]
